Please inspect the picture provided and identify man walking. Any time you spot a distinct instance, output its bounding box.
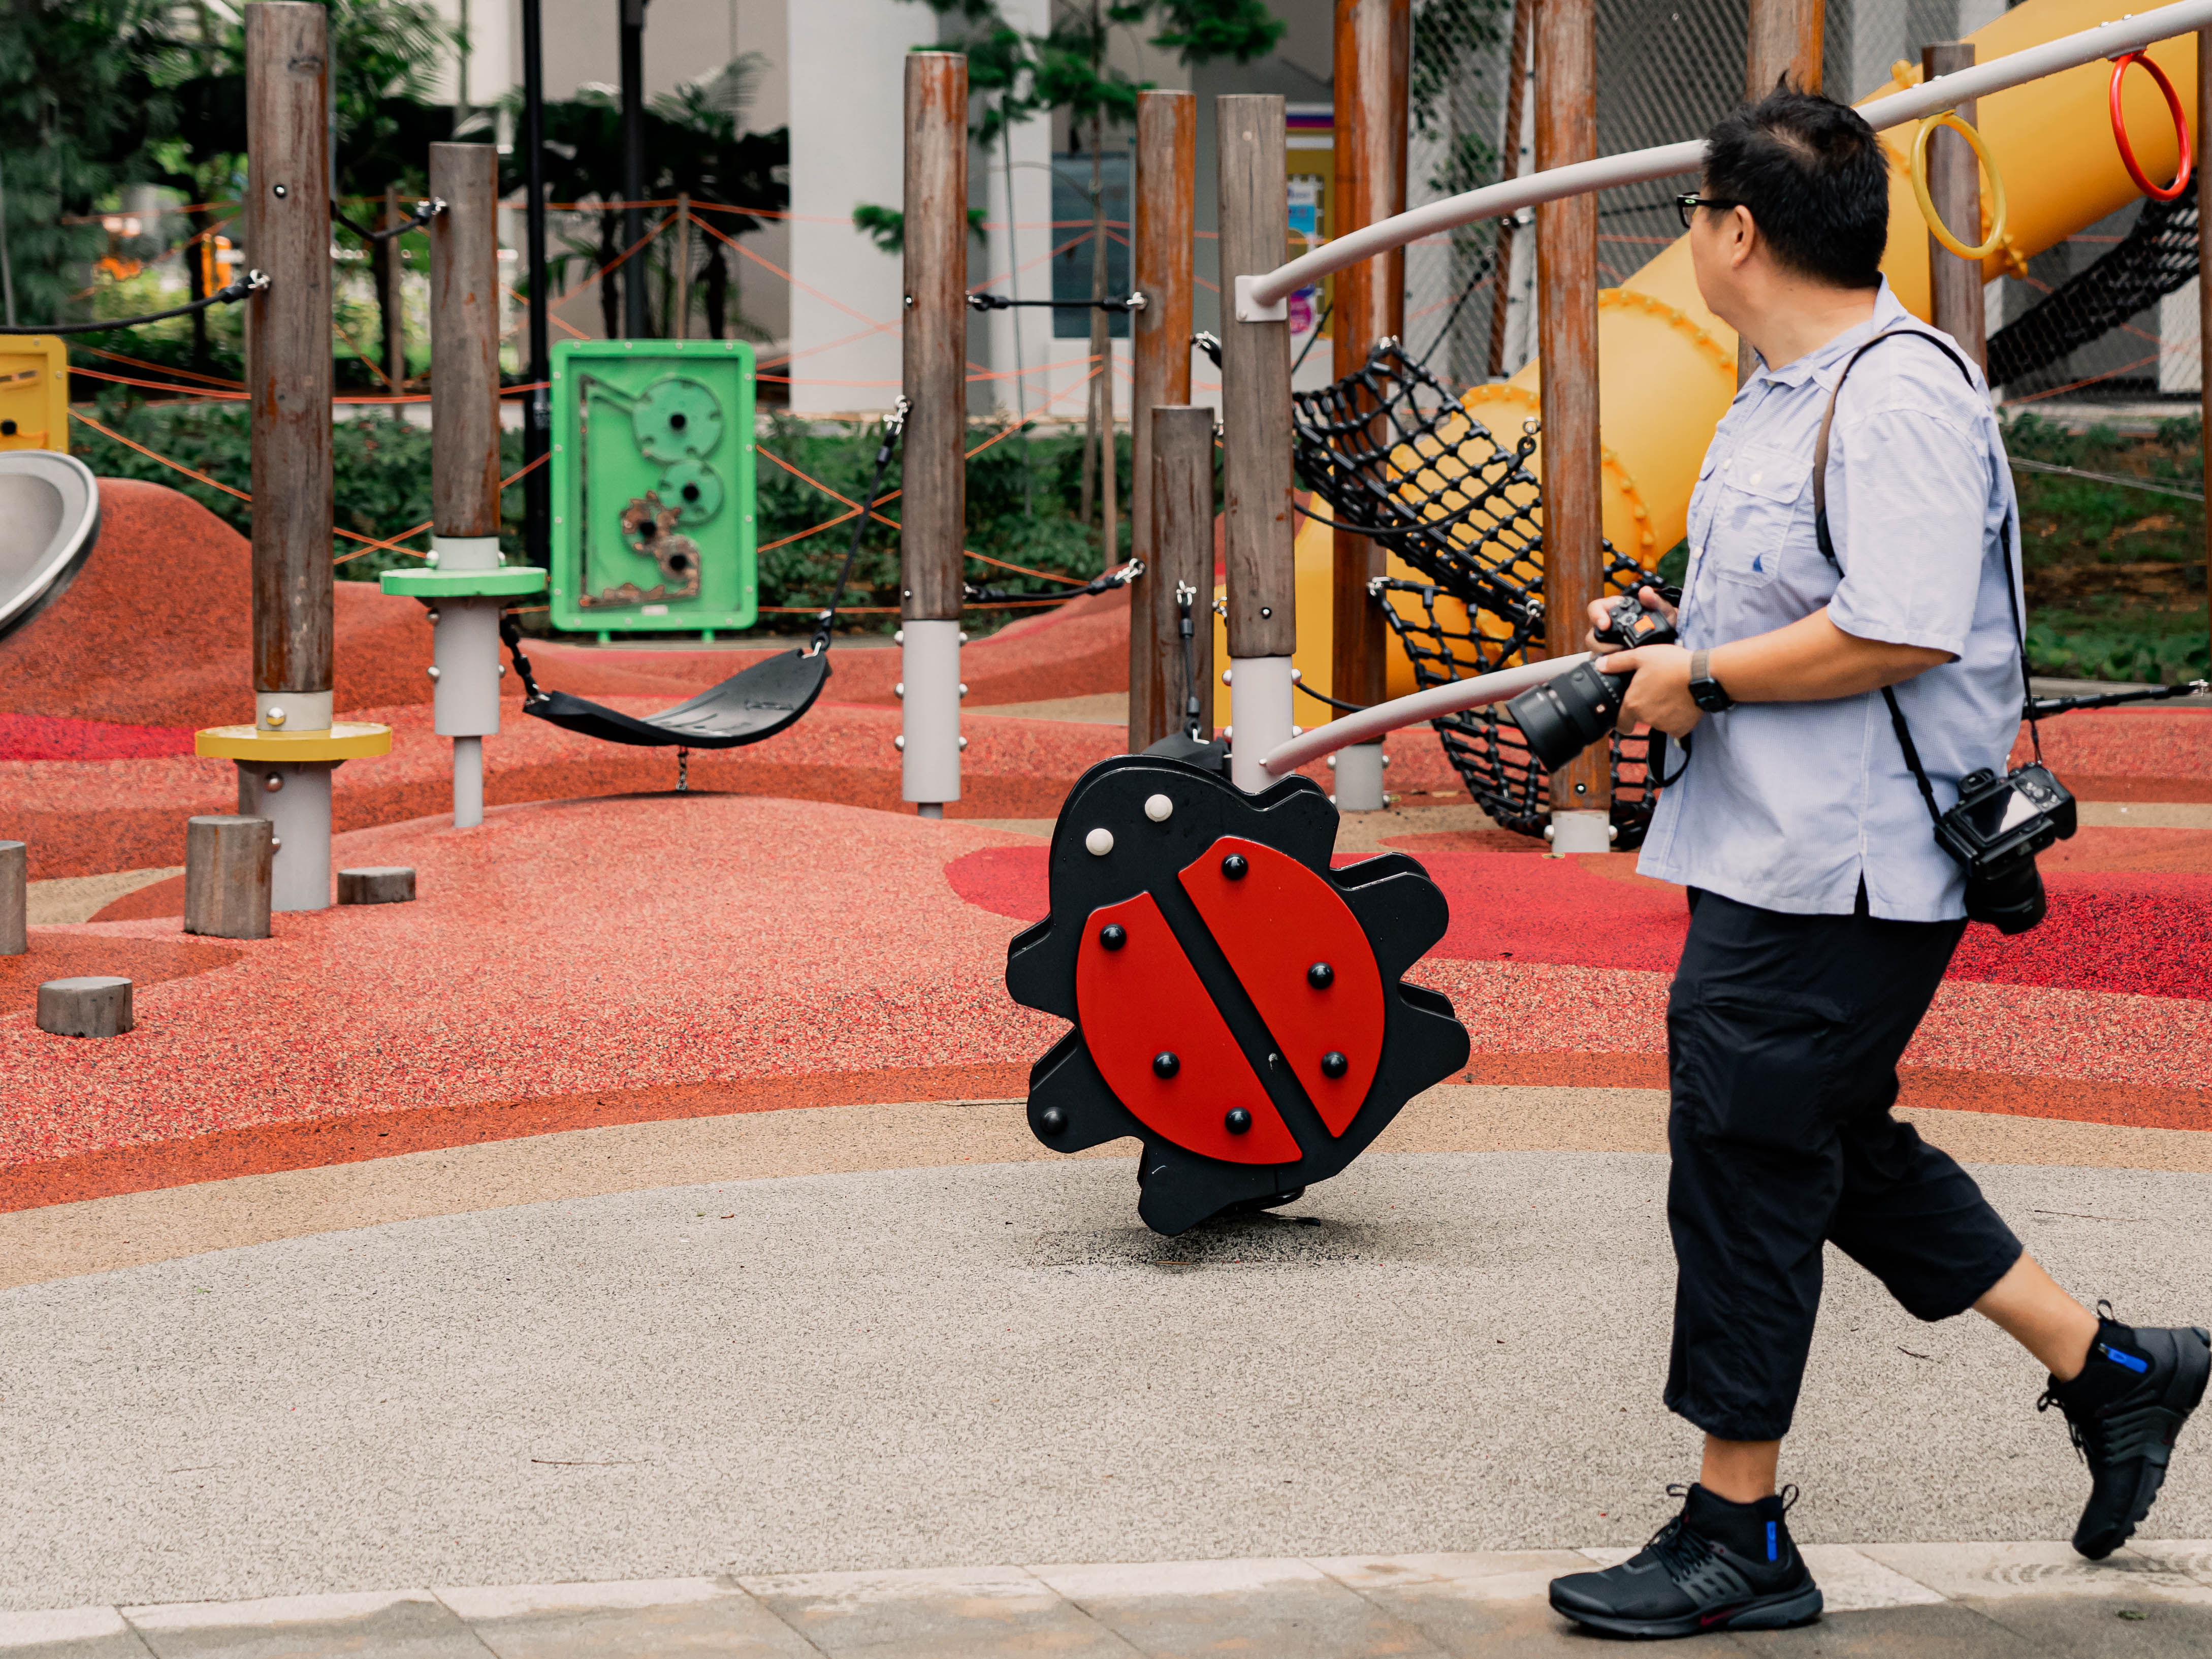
[1544,87,2208,1640]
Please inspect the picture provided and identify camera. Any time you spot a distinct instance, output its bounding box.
[1505,592,1677,773]
[1936,762,2076,934]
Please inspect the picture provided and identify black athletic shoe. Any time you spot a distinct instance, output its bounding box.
[2038,1306,2211,1560]
[1548,1483,1823,1640]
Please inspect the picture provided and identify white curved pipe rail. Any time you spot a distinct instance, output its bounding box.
[1247,0,2212,310]
[1262,654,1589,775]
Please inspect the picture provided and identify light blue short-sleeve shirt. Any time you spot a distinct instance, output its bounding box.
[1636,279,2026,922]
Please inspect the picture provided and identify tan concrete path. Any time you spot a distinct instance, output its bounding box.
[6,1540,2211,1656]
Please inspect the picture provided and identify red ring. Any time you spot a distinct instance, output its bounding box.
[2110,50,2194,203]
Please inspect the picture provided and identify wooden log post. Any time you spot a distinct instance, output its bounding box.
[1740,0,1824,385]
[1218,94,1297,794]
[675,192,693,342]
[1129,90,1197,753]
[1922,42,1985,369]
[0,840,23,956]
[1150,406,1218,743]
[2201,26,2211,661]
[428,142,505,828]
[37,978,134,1040]
[1330,0,1409,811]
[1487,0,1536,377]
[184,814,274,940]
[901,53,969,817]
[1534,0,1610,852]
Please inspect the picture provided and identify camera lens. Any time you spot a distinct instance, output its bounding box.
[1504,662,1629,774]
[1966,853,2047,936]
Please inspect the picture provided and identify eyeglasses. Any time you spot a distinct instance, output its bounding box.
[1676,194,1739,230]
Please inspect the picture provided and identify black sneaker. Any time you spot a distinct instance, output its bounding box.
[1548,1483,1823,1640]
[2038,1306,2211,1560]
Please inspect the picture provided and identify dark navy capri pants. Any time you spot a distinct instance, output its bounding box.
[1663,885,2024,1442]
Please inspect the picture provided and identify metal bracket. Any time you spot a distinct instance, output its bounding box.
[1233,274,1288,324]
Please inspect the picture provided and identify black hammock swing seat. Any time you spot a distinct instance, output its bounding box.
[510,637,831,749]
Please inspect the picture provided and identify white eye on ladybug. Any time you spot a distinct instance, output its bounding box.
[1085,827,1114,856]
[1144,794,1173,823]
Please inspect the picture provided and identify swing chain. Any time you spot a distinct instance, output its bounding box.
[810,397,910,657]
[1174,580,1203,739]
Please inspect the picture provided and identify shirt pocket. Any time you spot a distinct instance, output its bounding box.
[1707,442,1807,588]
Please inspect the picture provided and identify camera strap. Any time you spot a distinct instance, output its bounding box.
[1809,326,2031,828]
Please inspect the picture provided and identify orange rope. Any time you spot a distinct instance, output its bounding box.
[333,315,400,392]
[67,365,250,400]
[76,345,243,388]
[692,213,892,332]
[67,408,249,499]
[2005,353,2162,407]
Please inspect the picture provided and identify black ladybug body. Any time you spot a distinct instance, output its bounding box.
[1006,752,1470,1235]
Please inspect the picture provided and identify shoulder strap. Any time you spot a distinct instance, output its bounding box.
[1805,326,2033,824]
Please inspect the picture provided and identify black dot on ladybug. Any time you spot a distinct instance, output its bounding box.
[1221,853,1248,880]
[1038,1106,1068,1135]
[669,411,688,430]
[1099,922,1127,951]
[0,420,15,436]
[1320,1050,1350,1079]
[682,483,700,501]
[1152,1051,1180,1079]
[1224,1107,1252,1135]
[1307,962,1334,989]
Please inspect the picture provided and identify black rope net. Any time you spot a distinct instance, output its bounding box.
[1987,194,2197,390]
[1291,339,1662,847]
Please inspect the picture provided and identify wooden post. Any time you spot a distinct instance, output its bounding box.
[1149,406,1218,743]
[1534,0,1609,850]
[2201,27,2211,661]
[184,815,274,939]
[1330,0,1409,809]
[901,53,968,816]
[1218,94,1297,793]
[1740,0,1824,384]
[1487,0,1535,377]
[246,2,334,735]
[428,142,505,830]
[674,192,692,341]
[1923,42,1985,368]
[1129,90,1196,753]
[0,840,23,956]
[430,144,501,544]
[36,978,134,1040]
[381,181,407,392]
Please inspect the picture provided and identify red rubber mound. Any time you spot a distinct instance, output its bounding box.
[0,713,197,761]
[945,833,2212,1000]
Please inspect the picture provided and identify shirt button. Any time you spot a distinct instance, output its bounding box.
[1750,471,1762,485]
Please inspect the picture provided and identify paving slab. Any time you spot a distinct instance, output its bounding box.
[0,1607,150,1658]
[738,1566,1127,1656]
[1031,1558,1444,1656]
[121,1589,481,1658]
[441,1578,815,1657]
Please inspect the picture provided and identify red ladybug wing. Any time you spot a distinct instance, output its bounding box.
[1074,892,1300,1165]
[1179,837,1385,1137]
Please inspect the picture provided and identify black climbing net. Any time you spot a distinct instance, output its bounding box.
[1988,195,2197,390]
[1290,339,1662,846]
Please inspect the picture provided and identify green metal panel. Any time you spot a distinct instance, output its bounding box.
[549,339,758,634]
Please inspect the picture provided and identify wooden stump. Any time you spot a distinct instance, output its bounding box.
[0,840,23,956]
[338,867,416,906]
[185,815,274,940]
[38,976,133,1039]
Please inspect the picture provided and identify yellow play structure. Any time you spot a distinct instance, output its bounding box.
[1251,0,2196,714]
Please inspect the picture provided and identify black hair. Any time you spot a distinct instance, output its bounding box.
[1703,85,1889,289]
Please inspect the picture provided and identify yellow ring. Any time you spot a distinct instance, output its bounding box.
[1910,111,2008,262]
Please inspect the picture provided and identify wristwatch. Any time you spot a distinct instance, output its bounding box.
[1688,649,1735,713]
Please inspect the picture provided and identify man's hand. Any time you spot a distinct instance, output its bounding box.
[1598,643,1703,737]
[1584,585,1679,655]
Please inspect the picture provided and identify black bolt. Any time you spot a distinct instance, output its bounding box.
[1320,1050,1349,1079]
[1307,961,1334,990]
[271,183,287,198]
[1099,922,1127,951]
[1152,1051,1180,1079]
[1224,1107,1252,1134]
[1221,853,1248,880]
[1260,606,1272,618]
[1038,1106,1068,1135]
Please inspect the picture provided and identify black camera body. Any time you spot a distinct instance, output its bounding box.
[1935,762,2077,935]
[1505,594,1677,774]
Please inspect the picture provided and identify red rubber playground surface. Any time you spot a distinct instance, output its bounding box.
[3,481,2209,1213]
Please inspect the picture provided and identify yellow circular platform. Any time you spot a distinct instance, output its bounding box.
[194,722,394,761]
